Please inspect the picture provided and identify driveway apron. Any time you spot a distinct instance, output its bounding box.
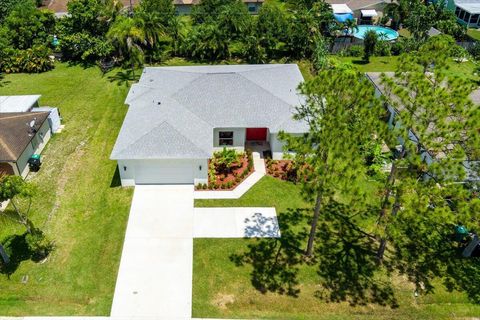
[111,185,194,319]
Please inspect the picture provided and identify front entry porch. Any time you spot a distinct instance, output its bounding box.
[245,127,271,159]
[245,140,271,159]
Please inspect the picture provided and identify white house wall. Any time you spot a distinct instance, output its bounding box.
[17,120,52,178]
[270,132,301,160]
[213,128,246,152]
[117,159,208,186]
[17,144,34,178]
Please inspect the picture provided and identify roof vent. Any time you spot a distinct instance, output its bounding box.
[27,118,37,136]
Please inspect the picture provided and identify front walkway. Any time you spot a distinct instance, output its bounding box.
[193,151,266,200]
[111,185,194,319]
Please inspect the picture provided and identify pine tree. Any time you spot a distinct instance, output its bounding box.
[280,68,385,256]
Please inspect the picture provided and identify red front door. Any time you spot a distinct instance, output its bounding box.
[246,128,267,141]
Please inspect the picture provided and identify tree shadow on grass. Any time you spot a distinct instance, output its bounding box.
[107,70,139,88]
[0,73,10,87]
[230,208,310,297]
[351,60,369,65]
[0,233,33,277]
[229,202,398,307]
[314,201,398,308]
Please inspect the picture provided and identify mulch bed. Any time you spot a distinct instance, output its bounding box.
[266,159,297,182]
[196,152,254,191]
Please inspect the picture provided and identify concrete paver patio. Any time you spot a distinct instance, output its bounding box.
[193,207,280,238]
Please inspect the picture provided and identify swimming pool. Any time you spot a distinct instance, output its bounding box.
[351,25,399,41]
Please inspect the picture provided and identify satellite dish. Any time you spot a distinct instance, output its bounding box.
[29,120,36,128]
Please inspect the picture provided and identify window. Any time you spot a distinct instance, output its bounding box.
[471,14,479,24]
[455,6,461,17]
[248,4,257,12]
[219,131,234,146]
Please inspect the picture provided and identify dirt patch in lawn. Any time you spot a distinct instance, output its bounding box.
[212,293,235,310]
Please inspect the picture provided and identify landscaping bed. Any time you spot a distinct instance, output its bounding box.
[266,159,297,182]
[196,148,254,191]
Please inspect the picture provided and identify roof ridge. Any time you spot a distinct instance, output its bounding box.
[167,75,217,127]
[162,122,210,156]
[0,112,48,121]
[0,135,16,160]
[236,72,294,107]
[114,120,208,158]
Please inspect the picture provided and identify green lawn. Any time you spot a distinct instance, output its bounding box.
[336,56,479,80]
[467,28,480,41]
[0,63,133,315]
[193,176,480,319]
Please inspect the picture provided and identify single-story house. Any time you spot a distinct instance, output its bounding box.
[0,95,62,134]
[327,0,389,24]
[174,0,264,15]
[111,64,307,186]
[366,72,479,182]
[447,0,480,28]
[0,112,52,177]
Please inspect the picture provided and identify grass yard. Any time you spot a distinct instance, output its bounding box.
[335,56,401,72]
[336,56,479,81]
[0,63,133,315]
[193,176,480,320]
[467,28,480,41]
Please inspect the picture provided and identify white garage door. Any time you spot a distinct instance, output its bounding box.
[134,160,195,185]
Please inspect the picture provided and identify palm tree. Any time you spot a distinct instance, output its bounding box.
[344,18,359,35]
[384,0,411,30]
[107,15,146,76]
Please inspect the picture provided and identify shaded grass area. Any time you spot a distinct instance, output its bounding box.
[193,176,480,319]
[0,63,133,315]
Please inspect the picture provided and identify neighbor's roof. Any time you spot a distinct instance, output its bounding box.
[111,64,307,160]
[455,0,480,14]
[367,72,480,107]
[0,112,49,162]
[0,95,40,113]
[331,4,353,14]
[428,27,442,37]
[326,0,388,11]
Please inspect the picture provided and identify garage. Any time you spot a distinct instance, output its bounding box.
[133,160,196,185]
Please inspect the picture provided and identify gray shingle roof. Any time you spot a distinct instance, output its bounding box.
[111,64,307,160]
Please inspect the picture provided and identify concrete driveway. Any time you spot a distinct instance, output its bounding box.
[111,185,194,319]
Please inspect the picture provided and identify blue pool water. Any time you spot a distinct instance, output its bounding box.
[351,25,399,41]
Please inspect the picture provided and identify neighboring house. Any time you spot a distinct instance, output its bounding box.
[174,0,264,15]
[327,0,389,24]
[0,112,52,177]
[447,0,480,28]
[0,95,62,134]
[111,64,307,186]
[366,72,479,182]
